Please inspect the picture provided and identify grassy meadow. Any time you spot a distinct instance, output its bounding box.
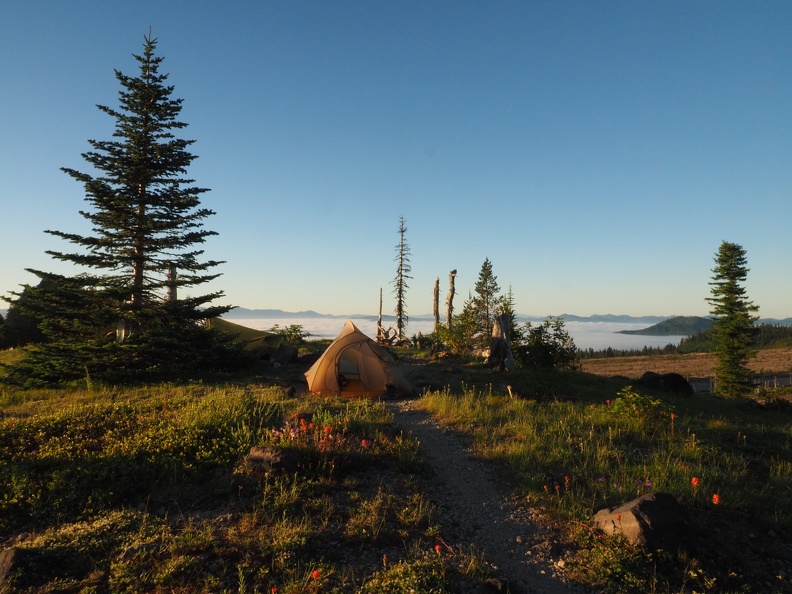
[1,347,791,593]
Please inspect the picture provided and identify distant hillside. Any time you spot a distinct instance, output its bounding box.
[560,313,668,324]
[618,316,713,336]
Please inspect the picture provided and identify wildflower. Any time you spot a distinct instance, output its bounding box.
[691,477,699,488]
[324,425,332,434]
[271,588,278,593]
[361,439,369,448]
[712,493,720,505]
[606,399,611,405]
[434,544,442,555]
[564,475,570,488]
[644,480,653,489]
[670,413,676,420]
[597,477,606,483]
[613,483,622,492]
[554,484,560,495]
[311,569,321,581]
[616,513,622,522]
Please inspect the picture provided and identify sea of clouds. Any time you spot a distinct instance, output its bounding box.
[228,317,685,352]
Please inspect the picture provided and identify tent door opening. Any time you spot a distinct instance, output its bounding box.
[337,350,363,392]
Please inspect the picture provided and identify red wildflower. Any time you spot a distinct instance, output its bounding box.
[361,439,369,448]
[311,569,320,581]
[712,493,720,505]
[434,544,442,555]
[616,513,622,522]
[691,477,699,488]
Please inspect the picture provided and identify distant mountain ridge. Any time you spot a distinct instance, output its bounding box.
[617,316,713,336]
[616,315,792,336]
[223,309,675,324]
[7,307,791,327]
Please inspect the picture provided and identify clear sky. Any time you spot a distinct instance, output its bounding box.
[2,2,791,319]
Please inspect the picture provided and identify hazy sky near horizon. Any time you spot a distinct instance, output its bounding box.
[2,2,791,320]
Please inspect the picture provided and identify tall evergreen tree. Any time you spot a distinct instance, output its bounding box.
[706,241,759,397]
[7,33,234,384]
[392,216,411,340]
[469,257,502,349]
[501,285,522,353]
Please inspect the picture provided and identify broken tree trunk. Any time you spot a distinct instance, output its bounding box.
[433,277,440,330]
[445,269,457,329]
[377,287,385,343]
[487,313,514,371]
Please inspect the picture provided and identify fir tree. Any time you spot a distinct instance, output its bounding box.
[7,33,236,384]
[392,216,411,340]
[469,257,502,349]
[706,241,759,397]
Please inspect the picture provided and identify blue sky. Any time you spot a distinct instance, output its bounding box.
[2,2,791,320]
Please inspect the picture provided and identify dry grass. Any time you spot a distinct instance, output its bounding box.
[580,346,792,379]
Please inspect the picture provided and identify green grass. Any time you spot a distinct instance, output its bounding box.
[418,381,792,593]
[0,381,490,593]
[2,347,791,593]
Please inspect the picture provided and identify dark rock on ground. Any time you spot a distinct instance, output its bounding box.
[637,371,694,395]
[591,492,689,551]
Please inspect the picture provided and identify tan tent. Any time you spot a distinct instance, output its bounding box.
[304,320,411,398]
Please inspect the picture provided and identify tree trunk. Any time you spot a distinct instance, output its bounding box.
[433,277,440,330]
[377,287,385,342]
[445,269,457,329]
[487,313,514,371]
[167,264,177,302]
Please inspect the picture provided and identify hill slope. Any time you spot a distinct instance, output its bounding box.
[617,315,712,336]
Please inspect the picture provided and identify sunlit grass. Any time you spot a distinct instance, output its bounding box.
[418,383,792,592]
[0,382,498,593]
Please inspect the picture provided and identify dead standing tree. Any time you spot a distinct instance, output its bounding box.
[487,312,515,371]
[433,277,440,330]
[445,269,457,329]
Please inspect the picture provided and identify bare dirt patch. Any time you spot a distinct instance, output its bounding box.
[580,347,792,379]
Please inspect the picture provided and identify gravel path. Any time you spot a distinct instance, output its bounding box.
[386,398,595,594]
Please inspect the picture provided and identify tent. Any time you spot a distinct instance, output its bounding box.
[304,320,411,398]
[207,318,295,364]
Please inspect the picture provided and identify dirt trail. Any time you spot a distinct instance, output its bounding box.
[386,398,593,594]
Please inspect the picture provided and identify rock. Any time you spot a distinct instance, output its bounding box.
[244,446,309,475]
[591,492,689,551]
[0,548,21,588]
[637,372,694,395]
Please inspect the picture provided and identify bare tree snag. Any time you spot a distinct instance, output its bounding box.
[445,269,457,328]
[377,287,385,343]
[433,276,440,330]
[487,313,514,371]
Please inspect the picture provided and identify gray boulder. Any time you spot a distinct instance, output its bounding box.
[591,492,689,551]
